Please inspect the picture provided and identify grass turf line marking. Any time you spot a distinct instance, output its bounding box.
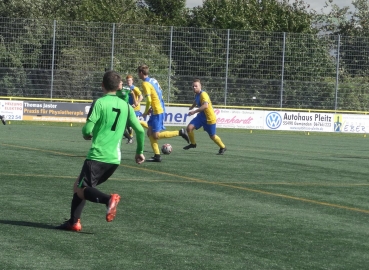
[0,172,187,183]
[1,143,80,157]
[120,164,369,214]
[3,143,369,214]
[3,172,369,187]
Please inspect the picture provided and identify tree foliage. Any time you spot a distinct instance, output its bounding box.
[187,0,316,33]
[0,0,142,23]
[54,0,140,23]
[314,0,369,36]
[314,0,369,110]
[139,0,188,26]
[0,0,45,18]
[1,0,369,109]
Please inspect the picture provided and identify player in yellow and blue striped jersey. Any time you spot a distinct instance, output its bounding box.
[137,64,189,162]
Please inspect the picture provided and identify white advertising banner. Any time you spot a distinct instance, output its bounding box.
[0,100,23,120]
[333,114,369,133]
[264,111,334,132]
[4,100,369,135]
[161,107,193,126]
[214,109,264,129]
[160,107,265,129]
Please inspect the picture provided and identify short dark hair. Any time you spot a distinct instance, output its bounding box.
[193,78,201,83]
[137,64,149,76]
[103,70,121,91]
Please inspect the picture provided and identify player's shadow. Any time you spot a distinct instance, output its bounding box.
[0,219,93,234]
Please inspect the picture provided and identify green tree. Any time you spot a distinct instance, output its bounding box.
[0,18,54,97]
[314,0,369,36]
[187,0,316,33]
[169,0,337,108]
[54,0,140,23]
[0,0,143,23]
[138,0,188,26]
[314,0,369,110]
[0,0,47,18]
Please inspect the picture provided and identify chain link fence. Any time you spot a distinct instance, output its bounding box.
[0,17,369,110]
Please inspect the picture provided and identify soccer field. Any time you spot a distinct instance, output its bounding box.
[1,123,369,269]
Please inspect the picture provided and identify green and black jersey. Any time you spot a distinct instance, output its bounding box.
[82,93,144,164]
[116,87,130,103]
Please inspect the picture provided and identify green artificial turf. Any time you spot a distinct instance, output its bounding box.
[0,122,369,269]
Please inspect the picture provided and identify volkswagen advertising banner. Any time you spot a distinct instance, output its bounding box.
[264,111,334,132]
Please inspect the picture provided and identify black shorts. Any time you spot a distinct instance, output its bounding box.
[77,160,119,188]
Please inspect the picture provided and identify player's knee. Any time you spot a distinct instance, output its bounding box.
[76,187,85,199]
[73,178,85,199]
[187,125,194,133]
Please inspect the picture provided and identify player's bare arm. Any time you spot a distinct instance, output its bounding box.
[189,101,196,110]
[189,102,208,116]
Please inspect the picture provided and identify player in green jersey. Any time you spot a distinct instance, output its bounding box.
[117,85,134,143]
[56,70,145,232]
[117,85,131,103]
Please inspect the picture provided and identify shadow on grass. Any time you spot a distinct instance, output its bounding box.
[0,219,94,234]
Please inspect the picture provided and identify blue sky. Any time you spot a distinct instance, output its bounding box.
[186,0,354,12]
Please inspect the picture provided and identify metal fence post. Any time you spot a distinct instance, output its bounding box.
[50,20,56,100]
[334,35,340,111]
[110,23,115,70]
[280,32,286,108]
[225,29,230,106]
[168,26,173,104]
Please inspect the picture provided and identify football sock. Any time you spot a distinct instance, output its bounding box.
[212,135,225,148]
[140,121,148,129]
[149,136,160,155]
[70,193,86,223]
[188,131,196,144]
[158,131,179,139]
[83,187,110,205]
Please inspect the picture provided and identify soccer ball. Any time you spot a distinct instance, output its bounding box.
[161,143,172,155]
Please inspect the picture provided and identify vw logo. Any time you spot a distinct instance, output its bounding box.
[266,112,282,129]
